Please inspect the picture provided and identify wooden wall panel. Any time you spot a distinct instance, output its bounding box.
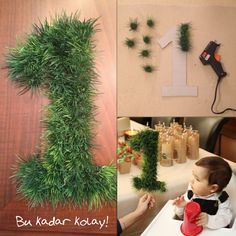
[218,118,236,163]
[0,0,116,235]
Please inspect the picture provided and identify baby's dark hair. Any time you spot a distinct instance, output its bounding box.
[195,156,232,192]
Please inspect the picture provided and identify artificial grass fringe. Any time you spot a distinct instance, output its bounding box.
[7,12,116,208]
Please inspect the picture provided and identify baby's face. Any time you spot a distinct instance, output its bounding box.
[190,165,213,197]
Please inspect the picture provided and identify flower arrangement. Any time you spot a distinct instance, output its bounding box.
[117,142,135,164]
[117,141,144,173]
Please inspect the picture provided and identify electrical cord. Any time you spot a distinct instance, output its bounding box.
[211,77,236,114]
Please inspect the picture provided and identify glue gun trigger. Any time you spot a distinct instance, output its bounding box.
[214,53,221,61]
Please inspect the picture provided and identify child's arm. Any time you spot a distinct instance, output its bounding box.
[197,199,233,229]
[173,194,187,219]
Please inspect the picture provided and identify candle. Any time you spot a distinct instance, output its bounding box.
[124,127,138,141]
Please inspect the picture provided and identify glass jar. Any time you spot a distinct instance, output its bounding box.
[160,136,173,167]
[187,130,199,160]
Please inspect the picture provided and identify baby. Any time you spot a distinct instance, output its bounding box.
[173,156,233,229]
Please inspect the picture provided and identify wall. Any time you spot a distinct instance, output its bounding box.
[118,0,236,116]
[0,0,116,235]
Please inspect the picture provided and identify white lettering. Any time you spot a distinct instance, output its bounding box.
[99,219,106,229]
[15,216,32,227]
[36,216,42,226]
[36,216,71,226]
[73,216,109,229]
[15,215,108,228]
[74,216,80,226]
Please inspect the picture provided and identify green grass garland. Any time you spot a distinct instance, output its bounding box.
[125,38,136,48]
[129,130,166,192]
[129,19,139,31]
[139,49,151,58]
[6,12,116,208]
[178,23,191,52]
[143,64,154,73]
[143,35,151,44]
[146,18,155,28]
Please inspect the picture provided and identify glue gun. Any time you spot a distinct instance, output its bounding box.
[199,41,227,79]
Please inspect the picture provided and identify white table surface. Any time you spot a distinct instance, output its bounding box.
[141,200,236,236]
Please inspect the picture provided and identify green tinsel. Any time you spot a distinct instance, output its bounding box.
[178,23,191,52]
[129,130,166,192]
[6,12,116,208]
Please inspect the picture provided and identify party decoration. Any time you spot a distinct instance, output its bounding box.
[6,12,116,208]
[129,130,166,192]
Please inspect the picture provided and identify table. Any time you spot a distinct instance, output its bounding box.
[141,200,236,236]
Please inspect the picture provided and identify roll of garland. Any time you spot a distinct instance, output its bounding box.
[6,12,116,208]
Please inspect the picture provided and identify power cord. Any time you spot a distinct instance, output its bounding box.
[211,77,236,114]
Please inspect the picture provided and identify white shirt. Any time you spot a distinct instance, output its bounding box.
[174,186,233,229]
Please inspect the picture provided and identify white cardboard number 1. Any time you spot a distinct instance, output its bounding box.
[158,27,198,96]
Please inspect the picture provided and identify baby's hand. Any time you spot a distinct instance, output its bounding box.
[196,212,208,227]
[172,195,187,208]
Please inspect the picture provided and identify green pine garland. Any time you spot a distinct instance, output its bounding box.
[129,130,166,192]
[178,23,191,52]
[6,12,116,208]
